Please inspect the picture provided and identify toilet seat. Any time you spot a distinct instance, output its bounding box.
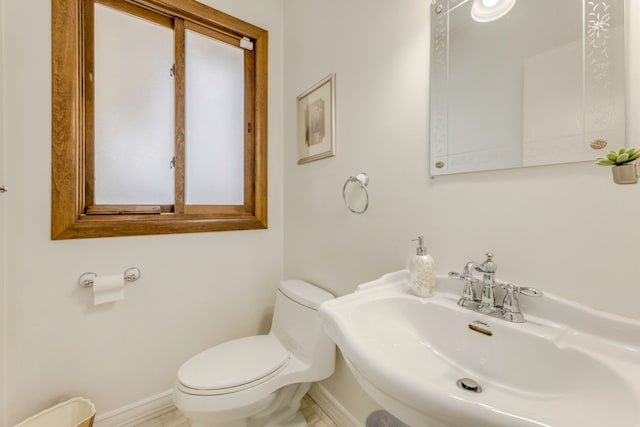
[177,335,290,396]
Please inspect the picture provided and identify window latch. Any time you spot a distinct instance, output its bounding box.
[170,64,175,77]
[240,37,254,51]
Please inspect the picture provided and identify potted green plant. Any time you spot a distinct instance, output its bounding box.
[595,147,640,184]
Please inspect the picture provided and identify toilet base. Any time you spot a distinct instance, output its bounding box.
[279,412,307,427]
[179,383,311,427]
[187,410,307,427]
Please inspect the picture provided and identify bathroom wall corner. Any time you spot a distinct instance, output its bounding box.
[308,383,362,427]
[0,0,7,423]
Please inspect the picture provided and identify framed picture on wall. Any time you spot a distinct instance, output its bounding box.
[296,73,336,164]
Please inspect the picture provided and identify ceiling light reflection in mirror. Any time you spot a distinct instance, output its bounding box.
[471,0,517,22]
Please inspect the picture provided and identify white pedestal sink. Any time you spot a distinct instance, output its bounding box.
[319,271,640,427]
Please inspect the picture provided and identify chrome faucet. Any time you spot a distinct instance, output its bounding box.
[448,252,543,323]
[450,262,479,307]
[475,253,498,313]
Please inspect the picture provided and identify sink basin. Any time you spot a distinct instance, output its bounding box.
[319,271,640,427]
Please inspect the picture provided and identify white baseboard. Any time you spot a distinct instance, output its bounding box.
[308,383,362,427]
[93,389,175,427]
[92,385,360,427]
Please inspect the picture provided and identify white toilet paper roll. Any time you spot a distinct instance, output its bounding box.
[93,274,125,305]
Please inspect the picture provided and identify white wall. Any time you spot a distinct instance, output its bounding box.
[0,0,283,425]
[283,0,640,424]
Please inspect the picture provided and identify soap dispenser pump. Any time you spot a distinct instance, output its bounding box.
[409,236,436,297]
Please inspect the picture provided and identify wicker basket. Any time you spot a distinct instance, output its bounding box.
[14,397,95,427]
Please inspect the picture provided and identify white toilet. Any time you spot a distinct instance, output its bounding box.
[173,280,336,427]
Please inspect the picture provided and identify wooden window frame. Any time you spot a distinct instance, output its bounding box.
[52,0,268,239]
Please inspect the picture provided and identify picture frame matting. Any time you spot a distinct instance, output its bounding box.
[296,73,336,164]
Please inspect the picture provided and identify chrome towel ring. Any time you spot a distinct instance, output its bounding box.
[343,173,369,214]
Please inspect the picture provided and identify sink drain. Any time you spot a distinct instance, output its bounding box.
[457,378,482,393]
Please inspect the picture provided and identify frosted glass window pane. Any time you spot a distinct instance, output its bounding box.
[94,4,174,205]
[185,30,244,205]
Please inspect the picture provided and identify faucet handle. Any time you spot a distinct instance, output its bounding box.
[497,283,543,323]
[450,272,480,307]
[498,282,543,297]
[495,283,520,322]
[516,286,543,297]
[475,252,497,273]
[448,271,479,284]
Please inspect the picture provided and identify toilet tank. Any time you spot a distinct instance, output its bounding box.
[271,280,335,379]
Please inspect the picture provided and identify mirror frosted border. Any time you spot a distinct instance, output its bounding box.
[430,0,626,176]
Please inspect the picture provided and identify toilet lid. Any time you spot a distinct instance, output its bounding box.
[178,335,289,392]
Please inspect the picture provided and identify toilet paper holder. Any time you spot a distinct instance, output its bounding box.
[78,267,141,288]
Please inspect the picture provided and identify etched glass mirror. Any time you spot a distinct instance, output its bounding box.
[430,0,626,176]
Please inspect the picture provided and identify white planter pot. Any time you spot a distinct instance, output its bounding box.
[611,163,638,184]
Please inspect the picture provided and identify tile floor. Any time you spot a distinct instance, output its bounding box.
[133,394,338,427]
[299,395,339,427]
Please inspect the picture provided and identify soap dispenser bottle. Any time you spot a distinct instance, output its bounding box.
[409,236,436,297]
